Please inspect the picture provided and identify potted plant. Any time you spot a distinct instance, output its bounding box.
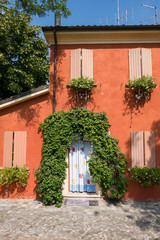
[128,167,160,187]
[66,76,97,104]
[126,76,157,101]
[106,184,117,197]
[67,76,96,91]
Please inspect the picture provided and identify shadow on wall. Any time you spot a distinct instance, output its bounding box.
[0,184,27,198]
[64,88,97,109]
[17,104,42,127]
[125,135,131,168]
[17,95,50,127]
[123,89,146,128]
[55,49,66,95]
[151,120,160,166]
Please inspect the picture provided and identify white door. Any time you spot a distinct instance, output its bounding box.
[69,139,95,192]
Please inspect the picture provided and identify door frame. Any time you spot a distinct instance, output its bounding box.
[63,152,102,197]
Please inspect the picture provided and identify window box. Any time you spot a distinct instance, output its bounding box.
[126,76,157,101]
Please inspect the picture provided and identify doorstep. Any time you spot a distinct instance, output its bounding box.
[64,199,99,206]
[63,192,103,200]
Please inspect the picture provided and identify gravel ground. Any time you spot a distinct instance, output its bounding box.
[0,199,160,240]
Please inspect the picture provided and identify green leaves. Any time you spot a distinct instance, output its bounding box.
[35,108,128,205]
[67,77,96,89]
[1,0,70,17]
[0,166,29,187]
[15,0,70,17]
[0,8,50,99]
[129,167,160,187]
[126,76,157,101]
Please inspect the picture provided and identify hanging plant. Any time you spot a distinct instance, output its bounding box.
[35,108,128,206]
[67,76,96,90]
[126,76,157,101]
[66,77,97,105]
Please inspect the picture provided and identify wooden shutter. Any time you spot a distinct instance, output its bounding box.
[14,131,27,167]
[144,131,155,167]
[3,131,13,167]
[70,49,81,79]
[129,48,141,80]
[131,131,144,167]
[141,48,152,76]
[82,49,93,79]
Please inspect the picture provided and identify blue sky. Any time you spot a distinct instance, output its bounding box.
[31,0,160,27]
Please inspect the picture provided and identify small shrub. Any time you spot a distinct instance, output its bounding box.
[0,166,29,188]
[129,167,160,187]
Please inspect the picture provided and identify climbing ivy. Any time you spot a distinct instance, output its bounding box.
[35,108,128,206]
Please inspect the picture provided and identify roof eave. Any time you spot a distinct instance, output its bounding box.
[0,87,49,110]
[42,24,160,32]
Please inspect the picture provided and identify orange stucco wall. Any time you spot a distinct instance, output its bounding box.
[1,41,160,200]
[0,94,52,198]
[51,43,160,200]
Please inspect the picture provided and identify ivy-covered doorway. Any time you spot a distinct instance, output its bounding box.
[69,139,95,193]
[35,108,128,206]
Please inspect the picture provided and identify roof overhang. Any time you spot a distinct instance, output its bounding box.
[0,86,49,110]
[42,25,160,45]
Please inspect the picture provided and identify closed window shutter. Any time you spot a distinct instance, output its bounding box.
[129,48,141,80]
[3,131,13,167]
[144,131,156,167]
[141,48,152,76]
[14,131,27,167]
[82,49,93,79]
[70,49,81,79]
[131,131,144,167]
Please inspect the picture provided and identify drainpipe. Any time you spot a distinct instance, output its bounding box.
[53,11,61,113]
[53,28,57,113]
[53,12,61,113]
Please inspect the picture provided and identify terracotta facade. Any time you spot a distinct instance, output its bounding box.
[1,26,160,200]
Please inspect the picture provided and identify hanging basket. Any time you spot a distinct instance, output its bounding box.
[66,85,97,92]
[125,76,157,102]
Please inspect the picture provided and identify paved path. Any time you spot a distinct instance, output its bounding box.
[0,199,160,240]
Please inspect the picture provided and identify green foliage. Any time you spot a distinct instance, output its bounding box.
[67,77,96,90]
[129,167,160,187]
[0,8,50,99]
[35,108,128,206]
[126,76,157,101]
[0,0,70,17]
[0,166,29,187]
[0,0,10,12]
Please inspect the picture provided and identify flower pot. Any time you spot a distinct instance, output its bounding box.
[106,185,116,197]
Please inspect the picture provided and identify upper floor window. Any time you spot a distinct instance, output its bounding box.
[70,49,93,79]
[129,48,152,80]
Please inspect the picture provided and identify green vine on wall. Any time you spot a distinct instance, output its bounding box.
[35,108,128,206]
